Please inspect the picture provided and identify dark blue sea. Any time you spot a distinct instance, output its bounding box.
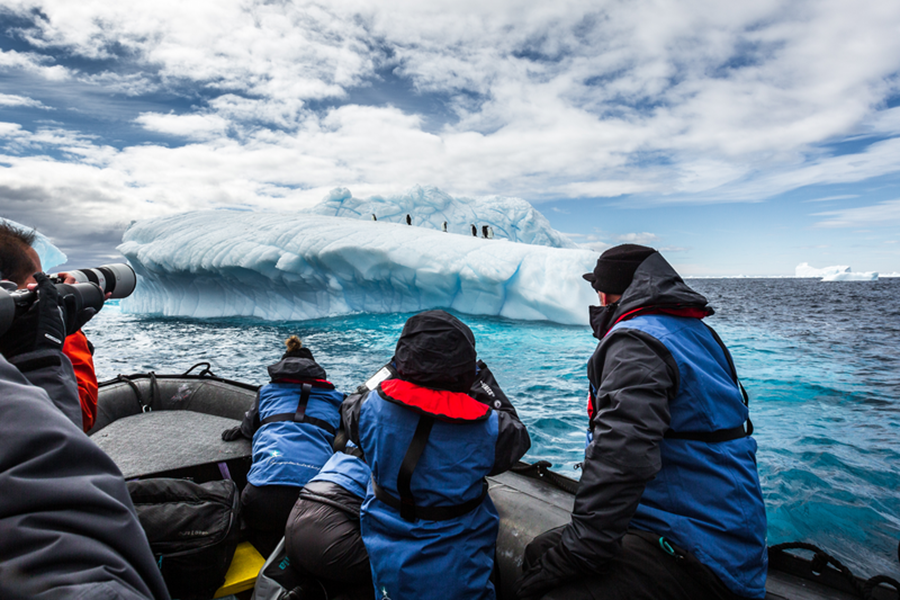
[87,278,900,579]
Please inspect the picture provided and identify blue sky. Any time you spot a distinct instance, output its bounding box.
[1,0,900,275]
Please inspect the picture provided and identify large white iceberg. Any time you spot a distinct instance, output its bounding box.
[0,218,67,272]
[795,263,878,281]
[118,210,598,325]
[307,186,577,249]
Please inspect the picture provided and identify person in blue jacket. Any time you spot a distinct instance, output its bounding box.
[222,335,345,556]
[284,442,373,599]
[342,309,531,600]
[515,245,767,600]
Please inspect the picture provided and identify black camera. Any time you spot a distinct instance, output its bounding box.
[0,263,135,337]
[49,263,137,299]
[0,281,105,337]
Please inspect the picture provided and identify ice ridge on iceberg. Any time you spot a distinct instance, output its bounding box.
[307,185,577,249]
[118,211,598,325]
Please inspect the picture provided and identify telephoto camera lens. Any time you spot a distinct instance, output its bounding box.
[62,263,136,299]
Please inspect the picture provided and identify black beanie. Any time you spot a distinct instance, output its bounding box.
[394,310,477,392]
[582,244,657,294]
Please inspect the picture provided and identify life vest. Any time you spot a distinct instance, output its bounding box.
[247,381,344,488]
[357,379,501,600]
[606,314,768,599]
[62,330,98,432]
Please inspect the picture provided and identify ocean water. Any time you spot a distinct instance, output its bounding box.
[85,278,900,580]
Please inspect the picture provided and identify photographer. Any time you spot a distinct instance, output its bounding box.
[0,271,170,599]
[0,222,100,430]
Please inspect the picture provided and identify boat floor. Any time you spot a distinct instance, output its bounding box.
[91,410,250,479]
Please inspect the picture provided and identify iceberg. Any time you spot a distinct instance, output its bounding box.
[794,263,878,281]
[306,186,577,249]
[820,271,878,281]
[0,218,67,272]
[118,210,598,325]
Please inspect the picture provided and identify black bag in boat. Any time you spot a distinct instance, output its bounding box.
[127,477,241,600]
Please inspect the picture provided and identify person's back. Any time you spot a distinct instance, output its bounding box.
[516,245,766,600]
[222,335,345,556]
[603,266,766,595]
[343,310,530,600]
[285,443,373,599]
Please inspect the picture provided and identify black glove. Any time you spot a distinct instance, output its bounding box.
[62,293,99,335]
[514,545,581,600]
[0,273,67,359]
[221,426,244,441]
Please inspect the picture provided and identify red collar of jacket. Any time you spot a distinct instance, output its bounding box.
[378,379,490,422]
[608,305,712,334]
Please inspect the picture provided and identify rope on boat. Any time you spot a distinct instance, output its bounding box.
[109,374,151,413]
[182,362,215,377]
[864,576,899,600]
[768,542,900,599]
[510,460,581,495]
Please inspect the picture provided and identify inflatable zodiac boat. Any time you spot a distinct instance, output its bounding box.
[89,366,899,600]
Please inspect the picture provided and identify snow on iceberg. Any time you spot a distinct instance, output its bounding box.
[794,263,878,281]
[821,271,878,281]
[118,210,598,325]
[1,218,67,271]
[306,185,577,249]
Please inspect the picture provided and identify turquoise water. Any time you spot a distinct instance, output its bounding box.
[87,278,900,579]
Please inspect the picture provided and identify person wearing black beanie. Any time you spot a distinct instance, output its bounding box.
[582,244,658,295]
[221,335,346,557]
[516,247,767,600]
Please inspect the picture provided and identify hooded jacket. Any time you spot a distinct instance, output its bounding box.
[342,310,531,600]
[555,252,767,598]
[240,356,345,488]
[0,353,170,600]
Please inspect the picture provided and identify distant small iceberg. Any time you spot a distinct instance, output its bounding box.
[795,262,878,281]
[0,218,67,270]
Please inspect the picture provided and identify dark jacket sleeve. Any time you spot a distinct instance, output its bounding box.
[470,361,531,476]
[238,391,262,439]
[341,390,366,450]
[555,329,676,573]
[8,348,82,428]
[0,355,171,600]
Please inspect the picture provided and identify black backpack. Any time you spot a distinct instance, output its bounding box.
[128,478,241,600]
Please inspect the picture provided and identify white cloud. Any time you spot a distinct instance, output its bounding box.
[0,93,49,108]
[0,0,900,254]
[813,199,900,228]
[615,232,660,245]
[802,194,859,203]
[135,112,230,140]
[0,49,70,81]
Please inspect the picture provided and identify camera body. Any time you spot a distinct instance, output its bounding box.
[0,282,106,337]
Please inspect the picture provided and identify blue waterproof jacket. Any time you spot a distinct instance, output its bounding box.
[309,442,370,499]
[612,314,767,597]
[242,356,345,488]
[343,364,530,600]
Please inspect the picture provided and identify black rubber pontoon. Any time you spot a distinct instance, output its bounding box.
[92,370,900,600]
